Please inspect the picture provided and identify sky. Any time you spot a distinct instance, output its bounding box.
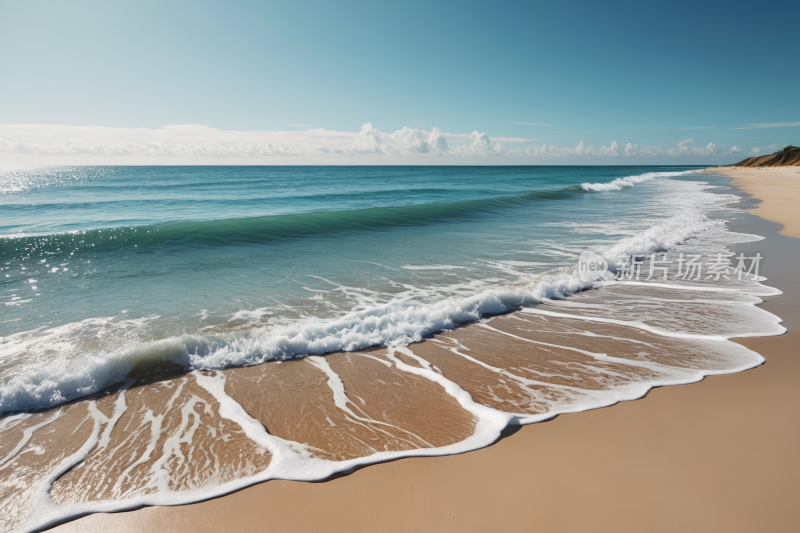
[0,0,798,165]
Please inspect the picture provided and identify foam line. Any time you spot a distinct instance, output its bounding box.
[305,356,434,448]
[26,401,109,528]
[612,280,782,297]
[476,322,698,379]
[97,385,130,449]
[112,408,164,498]
[518,307,786,340]
[435,340,613,415]
[192,371,301,462]
[437,338,601,396]
[0,411,62,470]
[147,394,206,491]
[386,346,514,432]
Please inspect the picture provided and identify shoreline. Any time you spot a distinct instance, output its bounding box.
[47,169,800,533]
[704,166,800,238]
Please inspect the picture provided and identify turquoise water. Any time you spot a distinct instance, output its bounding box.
[0,165,711,412]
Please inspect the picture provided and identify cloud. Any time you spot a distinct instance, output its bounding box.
[346,123,450,155]
[735,121,800,129]
[0,123,735,164]
[0,123,452,160]
[730,146,742,153]
[513,122,552,126]
[439,133,538,142]
[457,131,506,156]
[747,144,783,156]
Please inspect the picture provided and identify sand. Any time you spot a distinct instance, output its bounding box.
[705,166,800,238]
[49,169,800,533]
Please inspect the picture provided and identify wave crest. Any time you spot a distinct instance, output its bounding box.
[581,170,699,192]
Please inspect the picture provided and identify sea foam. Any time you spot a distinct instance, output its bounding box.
[581,170,700,192]
[0,208,750,416]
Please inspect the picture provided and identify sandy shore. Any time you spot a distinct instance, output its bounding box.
[50,169,800,533]
[705,166,800,238]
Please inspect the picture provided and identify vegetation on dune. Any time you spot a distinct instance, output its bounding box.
[731,143,800,167]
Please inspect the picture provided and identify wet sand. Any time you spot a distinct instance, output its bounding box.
[43,170,800,533]
[706,166,800,238]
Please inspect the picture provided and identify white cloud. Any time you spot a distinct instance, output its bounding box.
[598,141,621,157]
[346,123,449,155]
[440,132,537,143]
[0,123,735,164]
[730,146,742,153]
[747,144,783,156]
[735,121,800,129]
[462,131,497,156]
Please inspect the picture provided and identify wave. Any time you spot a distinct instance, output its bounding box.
[581,170,700,192]
[0,209,730,416]
[2,169,701,257]
[1,185,586,257]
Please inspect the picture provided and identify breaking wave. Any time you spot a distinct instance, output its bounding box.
[0,209,724,415]
[581,170,700,192]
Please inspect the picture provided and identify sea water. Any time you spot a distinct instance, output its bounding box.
[0,166,784,531]
[0,165,715,409]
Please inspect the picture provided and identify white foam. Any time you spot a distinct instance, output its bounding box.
[12,348,514,533]
[581,170,700,192]
[603,209,721,268]
[8,279,783,532]
[306,356,433,447]
[0,208,762,415]
[519,307,784,341]
[0,411,62,471]
[401,264,468,270]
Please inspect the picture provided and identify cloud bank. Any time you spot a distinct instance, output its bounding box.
[0,123,740,164]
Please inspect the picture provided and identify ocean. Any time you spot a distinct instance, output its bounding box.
[0,166,784,531]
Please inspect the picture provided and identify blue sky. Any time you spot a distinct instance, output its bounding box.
[0,0,797,164]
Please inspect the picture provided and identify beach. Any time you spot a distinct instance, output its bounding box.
[38,167,800,533]
[708,166,800,238]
